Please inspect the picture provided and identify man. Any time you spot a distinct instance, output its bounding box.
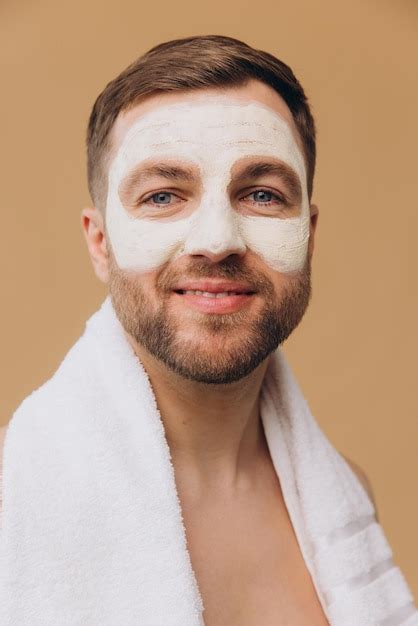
[0,35,415,626]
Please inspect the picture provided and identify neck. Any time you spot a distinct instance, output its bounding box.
[126,332,272,496]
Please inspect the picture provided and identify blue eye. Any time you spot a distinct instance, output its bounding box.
[250,190,280,203]
[149,192,172,204]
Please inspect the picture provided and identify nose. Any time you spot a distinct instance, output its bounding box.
[182,198,247,263]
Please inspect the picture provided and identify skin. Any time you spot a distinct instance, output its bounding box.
[85,80,317,491]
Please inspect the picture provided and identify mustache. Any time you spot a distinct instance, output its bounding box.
[158,256,275,295]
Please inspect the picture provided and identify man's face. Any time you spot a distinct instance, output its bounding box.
[101,80,317,384]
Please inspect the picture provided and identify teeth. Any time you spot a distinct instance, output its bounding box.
[182,290,242,298]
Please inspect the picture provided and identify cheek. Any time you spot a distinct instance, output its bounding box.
[106,203,192,273]
[239,213,310,273]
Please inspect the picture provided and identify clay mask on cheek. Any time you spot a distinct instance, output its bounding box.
[105,98,311,273]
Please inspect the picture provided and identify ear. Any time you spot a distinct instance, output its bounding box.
[307,203,319,258]
[80,206,110,283]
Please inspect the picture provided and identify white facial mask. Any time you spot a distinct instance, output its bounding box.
[105,97,311,273]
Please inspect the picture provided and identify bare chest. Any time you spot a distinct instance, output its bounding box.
[178,481,330,626]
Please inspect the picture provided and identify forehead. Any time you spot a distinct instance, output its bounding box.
[109,80,305,161]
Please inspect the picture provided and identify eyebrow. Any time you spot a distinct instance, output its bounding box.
[119,163,196,198]
[234,161,302,203]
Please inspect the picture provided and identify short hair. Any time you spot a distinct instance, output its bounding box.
[86,34,317,211]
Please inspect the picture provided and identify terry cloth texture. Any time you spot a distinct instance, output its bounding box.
[0,297,416,625]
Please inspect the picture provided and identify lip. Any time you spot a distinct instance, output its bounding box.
[172,290,256,314]
[172,281,256,294]
[173,283,255,315]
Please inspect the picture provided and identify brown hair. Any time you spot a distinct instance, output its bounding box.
[87,35,317,210]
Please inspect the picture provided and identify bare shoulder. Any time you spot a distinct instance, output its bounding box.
[342,454,379,520]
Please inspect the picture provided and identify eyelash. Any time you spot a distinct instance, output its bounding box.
[141,189,287,207]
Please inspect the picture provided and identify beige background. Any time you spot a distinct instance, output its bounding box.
[1,0,417,596]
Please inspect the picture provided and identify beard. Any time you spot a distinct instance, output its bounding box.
[108,251,312,385]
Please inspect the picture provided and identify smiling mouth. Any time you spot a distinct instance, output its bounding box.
[174,289,256,298]
[171,289,257,315]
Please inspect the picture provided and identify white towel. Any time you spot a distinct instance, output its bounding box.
[0,296,416,625]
